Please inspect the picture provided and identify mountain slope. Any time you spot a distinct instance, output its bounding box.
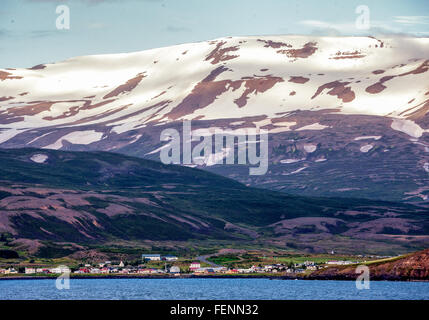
[0,148,428,255]
[1,35,429,203]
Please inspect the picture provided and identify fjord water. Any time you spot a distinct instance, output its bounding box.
[1,279,428,300]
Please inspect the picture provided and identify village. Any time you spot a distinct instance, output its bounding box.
[0,253,360,277]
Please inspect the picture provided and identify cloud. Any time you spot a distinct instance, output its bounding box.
[299,20,358,35]
[299,19,416,37]
[393,16,429,25]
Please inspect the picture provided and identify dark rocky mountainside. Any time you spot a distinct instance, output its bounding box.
[0,148,428,255]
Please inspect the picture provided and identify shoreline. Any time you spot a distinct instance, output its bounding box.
[1,274,427,282]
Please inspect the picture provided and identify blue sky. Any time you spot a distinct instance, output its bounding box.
[0,0,428,68]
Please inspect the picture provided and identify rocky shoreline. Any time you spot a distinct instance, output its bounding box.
[306,249,429,282]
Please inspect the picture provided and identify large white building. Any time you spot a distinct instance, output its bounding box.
[169,266,180,273]
[142,254,161,261]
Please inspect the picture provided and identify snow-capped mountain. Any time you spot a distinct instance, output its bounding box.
[1,35,429,202]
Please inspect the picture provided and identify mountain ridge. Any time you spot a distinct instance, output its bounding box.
[1,35,429,203]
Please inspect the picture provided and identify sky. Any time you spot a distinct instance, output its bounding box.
[0,0,428,68]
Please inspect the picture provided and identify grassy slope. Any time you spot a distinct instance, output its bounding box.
[0,148,428,257]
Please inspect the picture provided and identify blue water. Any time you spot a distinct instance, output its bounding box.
[0,279,428,300]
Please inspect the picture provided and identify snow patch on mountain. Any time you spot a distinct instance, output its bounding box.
[280,159,301,164]
[354,136,382,141]
[0,129,23,144]
[283,167,308,175]
[391,119,427,138]
[304,144,317,153]
[297,123,330,131]
[360,144,374,153]
[43,130,103,149]
[30,154,48,163]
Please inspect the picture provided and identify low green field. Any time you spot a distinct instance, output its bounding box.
[207,252,370,269]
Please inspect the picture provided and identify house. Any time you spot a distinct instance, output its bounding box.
[142,254,161,261]
[74,268,90,274]
[100,267,110,274]
[50,266,70,274]
[237,268,249,273]
[326,260,355,265]
[212,267,227,273]
[193,267,216,274]
[25,267,36,274]
[250,265,262,273]
[0,268,6,274]
[169,266,180,274]
[263,265,274,271]
[163,255,178,261]
[138,268,159,274]
[193,268,206,274]
[189,262,201,271]
[226,269,238,274]
[5,268,17,274]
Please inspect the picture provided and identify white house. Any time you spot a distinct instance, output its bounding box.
[163,255,178,261]
[25,267,36,274]
[90,268,101,274]
[5,268,17,274]
[237,268,252,273]
[169,266,180,273]
[326,261,355,265]
[189,262,201,271]
[142,254,161,261]
[50,266,70,274]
